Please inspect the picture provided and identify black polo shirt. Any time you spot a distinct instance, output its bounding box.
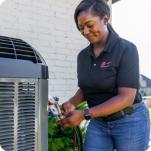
[77,31,142,107]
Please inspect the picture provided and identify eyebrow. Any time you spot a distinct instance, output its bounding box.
[78,20,94,28]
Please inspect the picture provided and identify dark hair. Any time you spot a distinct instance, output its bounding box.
[74,0,117,34]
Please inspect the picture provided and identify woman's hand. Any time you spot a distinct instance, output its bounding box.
[58,110,84,128]
[61,89,84,113]
[62,101,76,112]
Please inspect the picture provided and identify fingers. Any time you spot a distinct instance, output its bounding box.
[62,123,74,128]
[58,118,75,128]
[57,112,74,128]
[61,104,66,112]
[61,101,75,113]
[57,110,82,128]
[61,103,69,113]
[62,111,71,117]
[57,117,69,127]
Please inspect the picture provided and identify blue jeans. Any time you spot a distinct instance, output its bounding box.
[84,102,150,151]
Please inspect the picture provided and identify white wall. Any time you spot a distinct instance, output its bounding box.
[0,0,88,102]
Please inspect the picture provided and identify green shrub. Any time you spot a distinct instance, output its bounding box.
[48,117,74,151]
[48,102,88,151]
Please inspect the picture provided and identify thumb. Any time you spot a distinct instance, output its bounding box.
[61,104,69,113]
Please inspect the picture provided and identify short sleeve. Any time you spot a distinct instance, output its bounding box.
[117,43,139,88]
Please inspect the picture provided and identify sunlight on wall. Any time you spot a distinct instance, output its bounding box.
[0,0,5,5]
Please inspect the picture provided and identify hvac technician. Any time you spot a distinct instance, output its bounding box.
[58,0,150,151]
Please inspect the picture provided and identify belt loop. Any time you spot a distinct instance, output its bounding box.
[120,110,125,116]
[132,102,142,109]
[101,103,142,122]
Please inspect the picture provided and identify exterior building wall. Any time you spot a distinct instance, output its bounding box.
[140,75,146,87]
[0,0,88,101]
[140,75,151,96]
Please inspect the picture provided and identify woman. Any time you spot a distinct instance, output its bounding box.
[58,0,150,150]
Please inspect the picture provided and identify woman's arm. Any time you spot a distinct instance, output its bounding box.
[62,89,85,112]
[69,89,85,106]
[59,87,136,127]
[89,87,136,118]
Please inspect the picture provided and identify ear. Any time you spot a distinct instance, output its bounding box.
[103,15,109,25]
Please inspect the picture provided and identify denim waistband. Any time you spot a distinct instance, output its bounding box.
[98,102,143,122]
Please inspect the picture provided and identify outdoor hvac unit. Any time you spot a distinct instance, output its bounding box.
[0,36,48,151]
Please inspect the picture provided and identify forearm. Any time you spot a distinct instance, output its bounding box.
[68,89,85,107]
[89,88,136,118]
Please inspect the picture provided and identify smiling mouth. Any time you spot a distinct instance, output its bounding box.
[86,36,95,41]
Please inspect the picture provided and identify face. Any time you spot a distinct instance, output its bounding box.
[77,11,109,44]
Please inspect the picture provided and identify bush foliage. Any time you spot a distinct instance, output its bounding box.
[48,102,88,151]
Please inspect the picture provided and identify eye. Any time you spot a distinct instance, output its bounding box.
[87,23,94,28]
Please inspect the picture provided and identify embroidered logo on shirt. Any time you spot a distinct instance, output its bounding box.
[100,61,111,68]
